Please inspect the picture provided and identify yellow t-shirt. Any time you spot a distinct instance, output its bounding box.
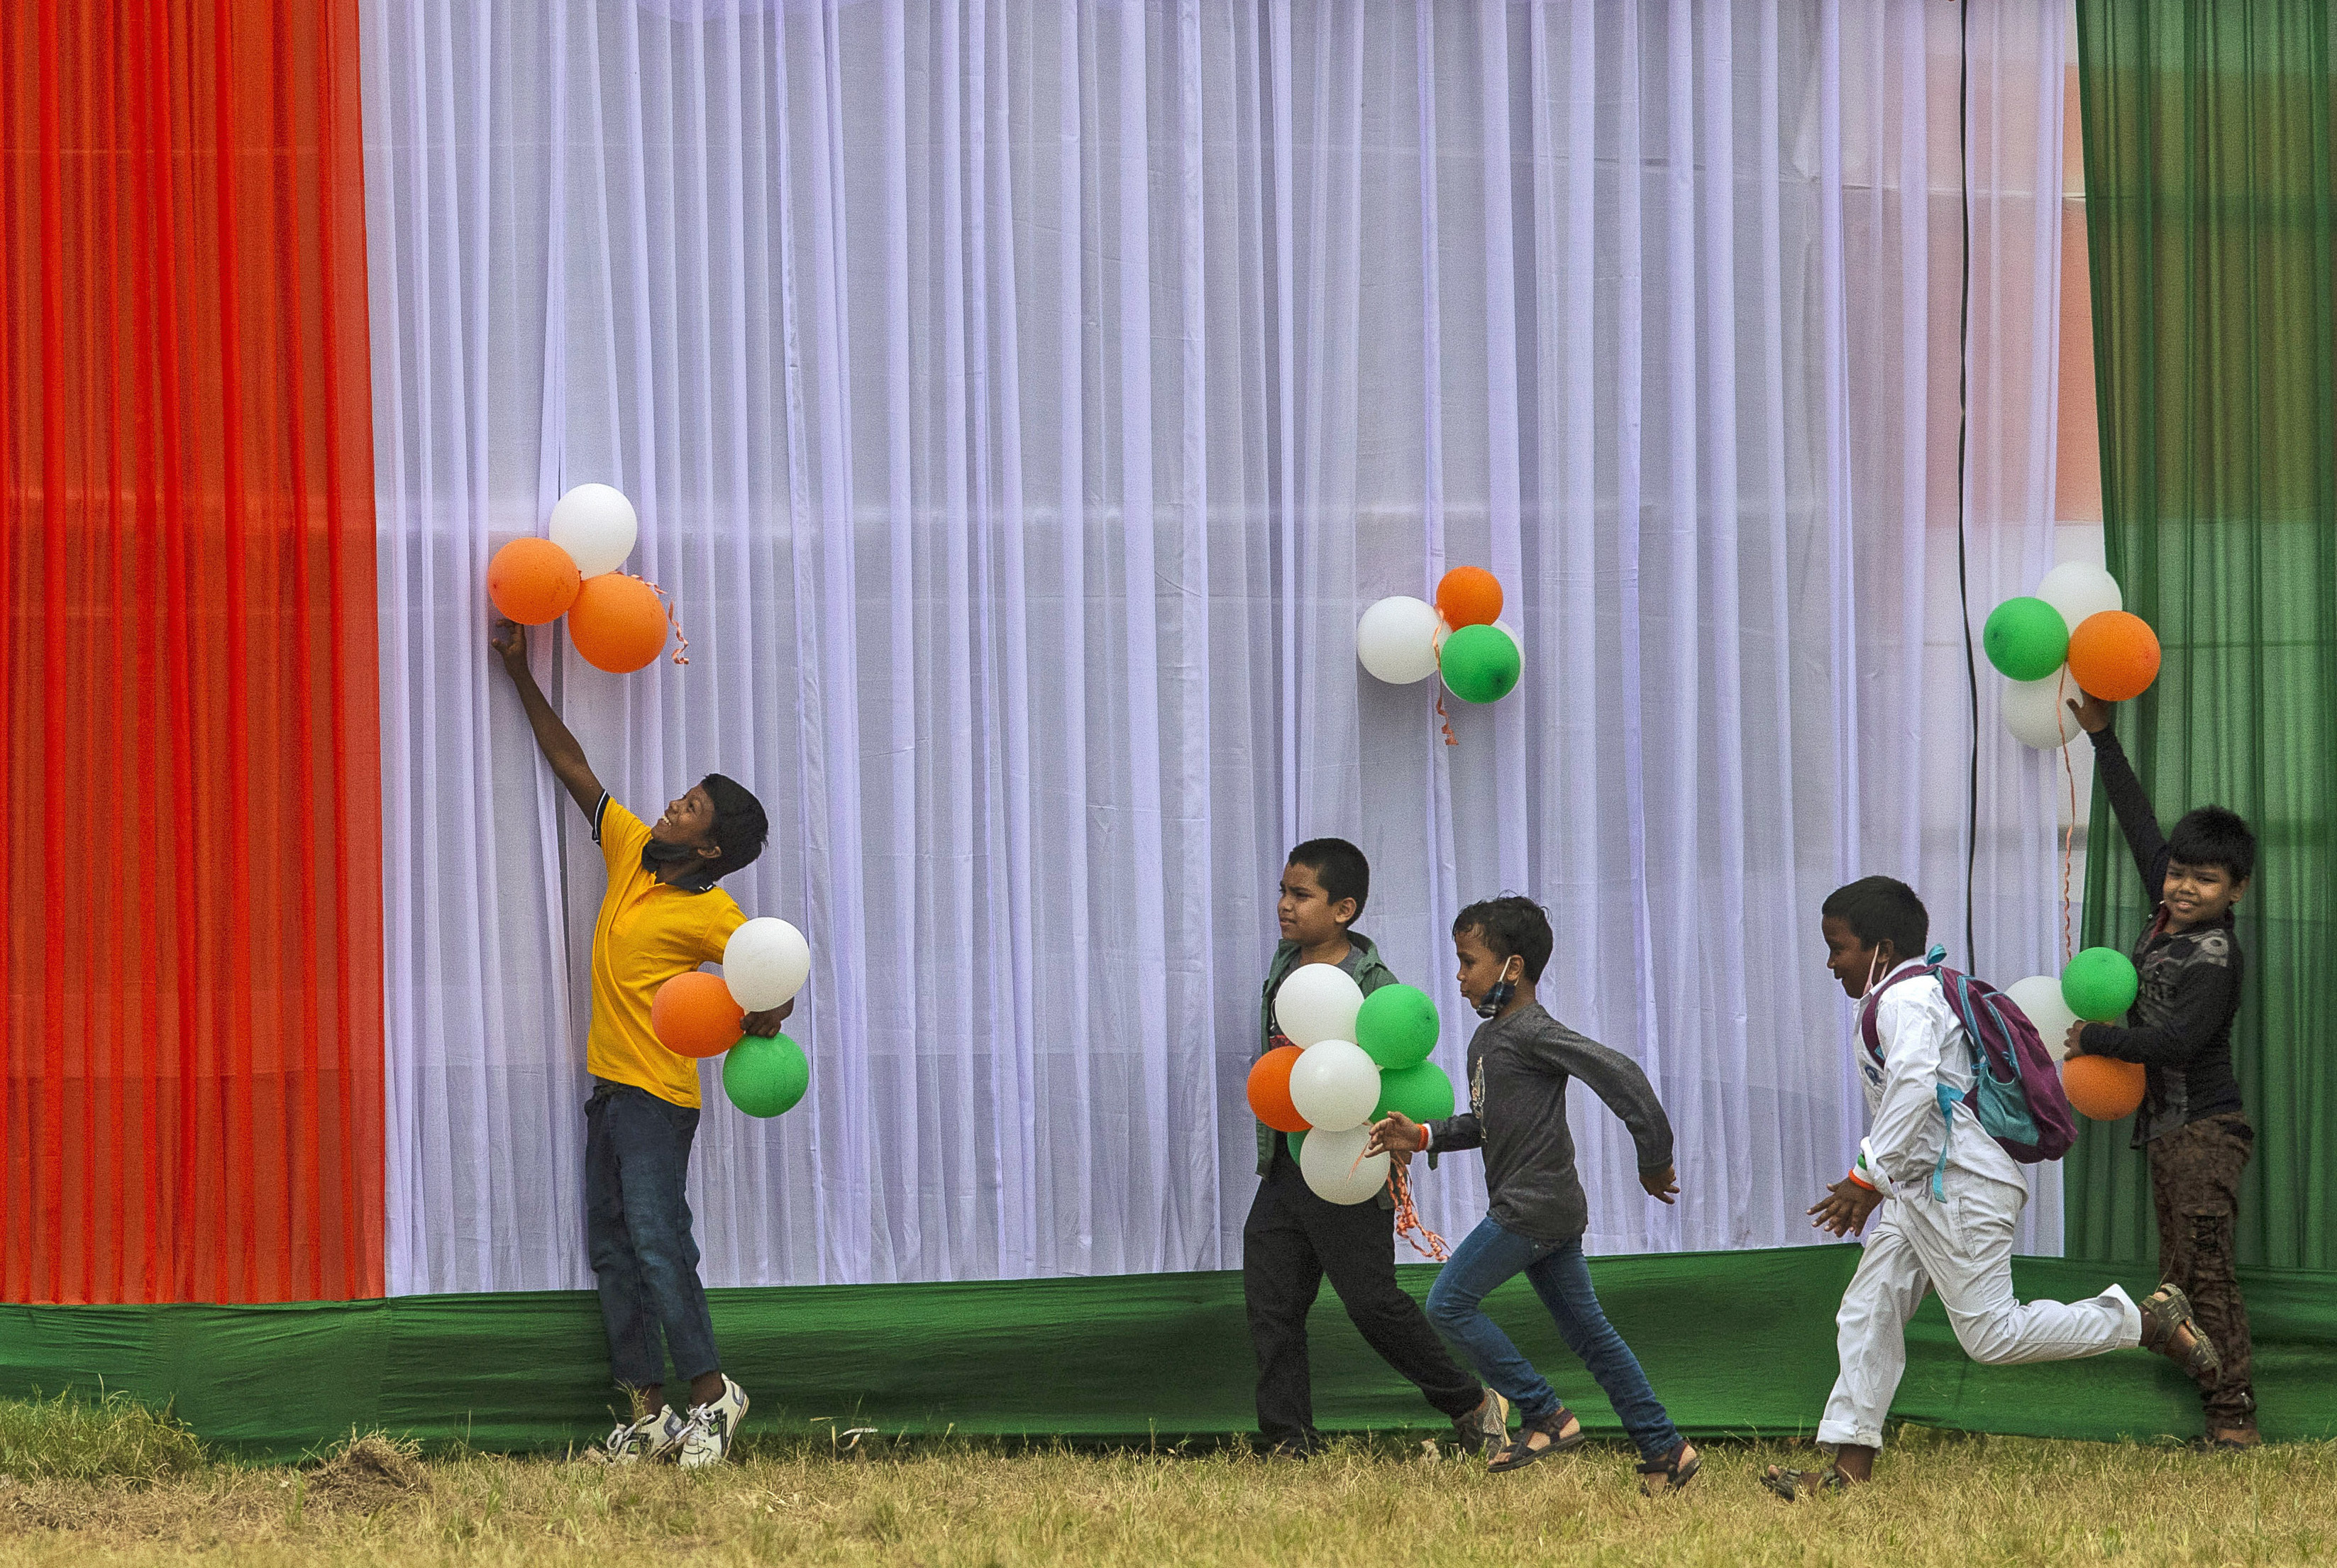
[587,798,748,1108]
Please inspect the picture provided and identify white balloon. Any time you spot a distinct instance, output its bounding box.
[1356,596,1442,685]
[2033,561,2123,633]
[2001,670,2084,749]
[723,917,812,1011]
[1274,962,1366,1047]
[1298,1123,1392,1205]
[1288,1039,1382,1132]
[548,483,640,578]
[2004,974,2082,1061]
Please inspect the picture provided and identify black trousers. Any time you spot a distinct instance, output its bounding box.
[1241,1152,1483,1450]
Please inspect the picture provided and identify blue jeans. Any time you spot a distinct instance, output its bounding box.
[585,1079,720,1389]
[1427,1215,1681,1462]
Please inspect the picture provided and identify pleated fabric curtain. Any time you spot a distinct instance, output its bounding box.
[362,0,2072,1296]
[2067,0,2337,1269]
[0,0,385,1303]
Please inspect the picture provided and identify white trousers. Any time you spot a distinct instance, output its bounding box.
[1818,1172,2144,1450]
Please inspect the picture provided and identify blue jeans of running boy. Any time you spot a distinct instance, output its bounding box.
[585,1078,721,1390]
[1427,1215,1681,1462]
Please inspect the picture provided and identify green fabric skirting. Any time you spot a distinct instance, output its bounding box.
[4,1247,2333,1457]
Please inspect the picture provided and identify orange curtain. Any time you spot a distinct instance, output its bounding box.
[0,0,382,1303]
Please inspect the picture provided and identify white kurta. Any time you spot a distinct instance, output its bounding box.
[1818,963,2143,1452]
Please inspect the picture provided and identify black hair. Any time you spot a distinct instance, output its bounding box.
[2167,805,2255,883]
[1453,895,1554,983]
[700,773,769,881]
[1821,876,1928,961]
[1286,838,1370,922]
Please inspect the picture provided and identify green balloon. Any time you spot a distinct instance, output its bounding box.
[1440,624,1521,704]
[1355,984,1440,1070]
[723,1032,810,1118]
[2060,948,2140,1024]
[1982,597,2070,681]
[1286,1129,1306,1161]
[1372,1061,1457,1125]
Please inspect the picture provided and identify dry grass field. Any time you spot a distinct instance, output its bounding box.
[2,1393,2333,1567]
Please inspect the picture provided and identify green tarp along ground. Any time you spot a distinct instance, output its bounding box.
[3,1246,2332,1459]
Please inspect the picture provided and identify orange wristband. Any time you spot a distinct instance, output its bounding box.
[1845,1166,1877,1193]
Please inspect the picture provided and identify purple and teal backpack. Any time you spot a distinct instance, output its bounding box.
[1860,945,2077,1200]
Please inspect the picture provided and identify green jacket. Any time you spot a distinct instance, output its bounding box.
[1254,932,1400,1176]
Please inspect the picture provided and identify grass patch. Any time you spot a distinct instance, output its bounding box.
[0,1420,2331,1565]
[0,1391,204,1484]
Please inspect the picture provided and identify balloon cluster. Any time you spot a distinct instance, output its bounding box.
[1983,563,2160,749]
[487,485,675,675]
[1246,969,1456,1205]
[1356,568,1522,706]
[650,918,815,1119]
[2003,946,2144,1122]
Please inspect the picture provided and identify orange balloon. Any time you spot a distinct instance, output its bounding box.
[2067,611,2161,702]
[568,573,669,673]
[1246,1044,1310,1133]
[1435,567,1503,630]
[487,538,582,625]
[651,971,744,1059]
[2062,1054,2145,1122]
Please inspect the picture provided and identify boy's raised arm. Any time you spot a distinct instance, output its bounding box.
[492,618,604,817]
[2071,696,2167,898]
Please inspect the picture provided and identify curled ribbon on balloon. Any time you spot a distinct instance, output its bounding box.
[1389,1159,1448,1261]
[619,572,691,667]
[1436,692,1457,748]
[2057,667,2077,961]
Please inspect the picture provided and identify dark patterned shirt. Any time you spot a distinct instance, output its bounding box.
[2077,727,2247,1147]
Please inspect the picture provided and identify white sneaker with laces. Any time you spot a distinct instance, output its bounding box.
[677,1376,749,1469]
[585,1406,689,1465]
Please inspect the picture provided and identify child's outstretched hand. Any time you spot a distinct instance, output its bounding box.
[1809,1176,1884,1237]
[1366,1112,1427,1156]
[1640,1164,1679,1204]
[2065,691,2114,733]
[490,615,529,673]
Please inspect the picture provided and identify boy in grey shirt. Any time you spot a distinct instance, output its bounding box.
[1370,895,1695,1494]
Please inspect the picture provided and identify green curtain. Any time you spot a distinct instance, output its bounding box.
[7,1253,2336,1457]
[2070,0,2337,1269]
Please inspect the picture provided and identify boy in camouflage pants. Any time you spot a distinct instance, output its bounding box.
[2069,695,2260,1448]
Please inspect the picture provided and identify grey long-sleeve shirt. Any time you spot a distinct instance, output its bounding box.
[1427,1002,1674,1244]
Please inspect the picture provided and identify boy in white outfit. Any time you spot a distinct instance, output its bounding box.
[1765,877,2221,1498]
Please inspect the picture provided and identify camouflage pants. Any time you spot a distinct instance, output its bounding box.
[2148,1112,2256,1428]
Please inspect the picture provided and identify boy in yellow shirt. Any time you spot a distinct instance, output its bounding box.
[494,618,790,1467]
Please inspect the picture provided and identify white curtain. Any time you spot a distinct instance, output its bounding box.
[363,0,2067,1297]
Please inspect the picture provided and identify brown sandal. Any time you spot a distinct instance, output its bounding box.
[1637,1440,1700,1496]
[1762,1464,1850,1501]
[2139,1284,2222,1379]
[1486,1405,1586,1472]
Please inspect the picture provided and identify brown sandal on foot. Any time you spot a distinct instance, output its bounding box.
[1486,1405,1586,1472]
[2139,1284,2222,1380]
[1638,1440,1700,1496]
[1762,1464,1850,1501]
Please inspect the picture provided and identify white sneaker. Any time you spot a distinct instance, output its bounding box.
[584,1406,689,1465]
[676,1376,749,1469]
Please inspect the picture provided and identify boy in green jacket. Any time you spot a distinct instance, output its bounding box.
[1241,839,1504,1457]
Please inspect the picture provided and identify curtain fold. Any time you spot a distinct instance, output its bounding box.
[365,0,2070,1296]
[0,0,385,1304]
[2068,0,2337,1269]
